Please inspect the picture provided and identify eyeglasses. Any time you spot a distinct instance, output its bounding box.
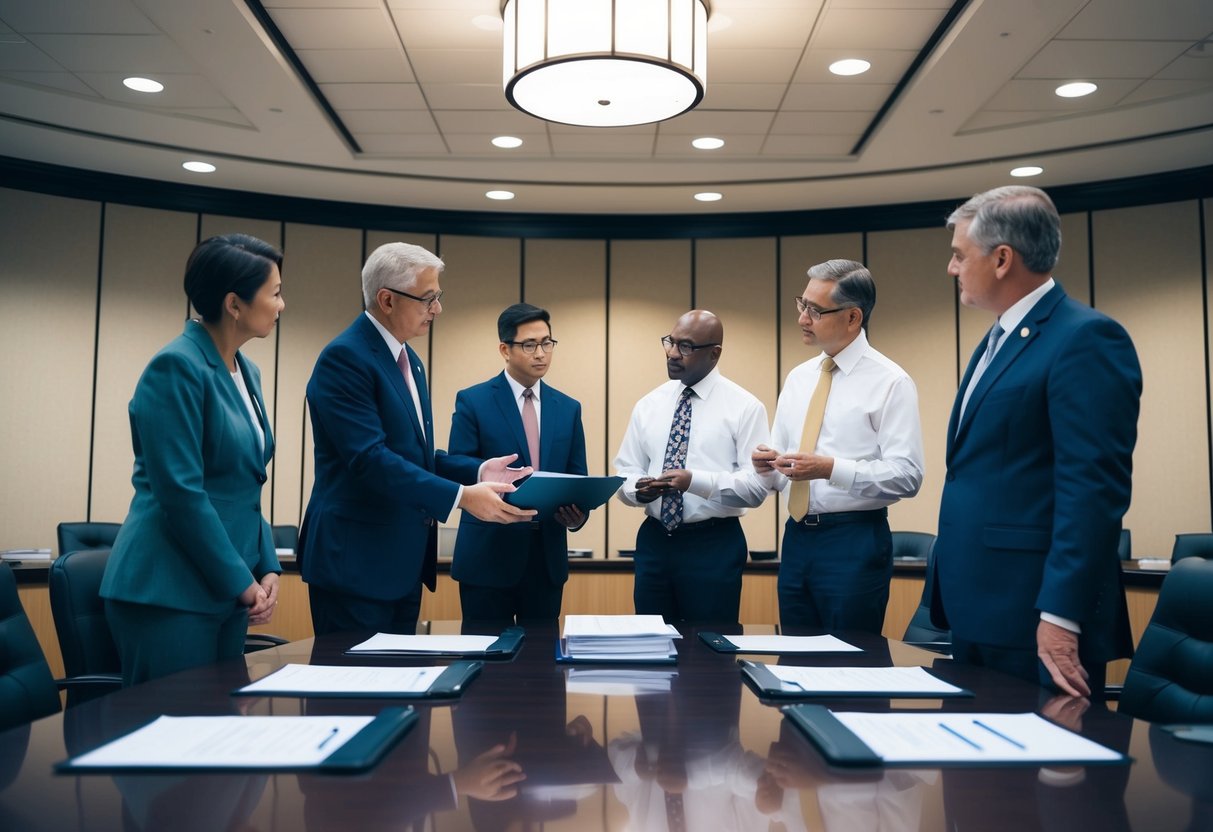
[661,335,720,357]
[386,286,444,311]
[793,296,853,321]
[505,339,558,355]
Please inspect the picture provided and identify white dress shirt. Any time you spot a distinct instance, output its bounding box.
[502,372,542,426]
[614,368,771,523]
[767,329,924,513]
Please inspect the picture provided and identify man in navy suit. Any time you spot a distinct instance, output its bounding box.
[448,303,588,622]
[300,243,536,636]
[932,185,1141,697]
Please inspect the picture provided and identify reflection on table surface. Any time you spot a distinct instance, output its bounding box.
[0,621,1208,832]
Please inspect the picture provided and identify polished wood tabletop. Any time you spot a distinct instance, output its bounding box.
[1,622,1209,832]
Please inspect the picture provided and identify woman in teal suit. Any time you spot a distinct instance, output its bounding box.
[102,234,285,685]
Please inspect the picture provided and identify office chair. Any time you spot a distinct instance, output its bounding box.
[48,549,123,704]
[0,562,62,731]
[1171,533,1213,564]
[900,536,951,652]
[1118,558,1213,724]
[271,524,299,552]
[1118,528,1132,561]
[891,530,935,560]
[56,521,121,556]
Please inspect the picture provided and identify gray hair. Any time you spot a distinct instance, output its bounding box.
[946,185,1061,274]
[361,242,445,310]
[807,259,875,331]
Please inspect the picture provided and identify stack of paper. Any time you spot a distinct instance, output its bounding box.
[1,548,52,562]
[561,615,680,662]
[566,668,677,696]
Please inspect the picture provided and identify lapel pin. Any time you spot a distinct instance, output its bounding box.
[1020,326,1029,338]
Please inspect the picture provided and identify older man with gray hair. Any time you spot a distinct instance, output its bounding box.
[754,259,924,634]
[300,242,535,636]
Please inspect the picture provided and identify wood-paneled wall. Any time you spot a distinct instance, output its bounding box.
[1,188,1210,565]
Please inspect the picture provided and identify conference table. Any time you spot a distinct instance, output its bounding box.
[1,622,1209,832]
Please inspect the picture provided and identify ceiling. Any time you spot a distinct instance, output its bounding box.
[0,0,1211,215]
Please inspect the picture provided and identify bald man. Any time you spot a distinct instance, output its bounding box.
[614,311,771,622]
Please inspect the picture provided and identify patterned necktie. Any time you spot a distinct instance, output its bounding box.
[521,387,540,470]
[660,388,694,531]
[665,791,686,832]
[787,356,836,521]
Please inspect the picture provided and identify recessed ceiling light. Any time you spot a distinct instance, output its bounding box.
[491,136,523,149]
[486,190,515,201]
[694,192,722,202]
[1010,165,1043,178]
[182,161,216,173]
[829,58,871,77]
[692,137,724,150]
[123,76,164,93]
[472,14,502,31]
[1055,81,1097,98]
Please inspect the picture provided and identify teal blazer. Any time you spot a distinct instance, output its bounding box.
[101,321,279,614]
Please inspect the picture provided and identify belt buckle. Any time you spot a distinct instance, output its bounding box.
[800,513,821,527]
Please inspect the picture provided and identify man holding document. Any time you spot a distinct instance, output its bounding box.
[449,303,589,621]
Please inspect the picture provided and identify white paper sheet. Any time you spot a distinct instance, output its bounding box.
[237,663,445,695]
[562,615,681,639]
[566,668,678,696]
[347,633,499,653]
[67,715,374,768]
[834,712,1125,764]
[728,634,861,653]
[766,665,963,695]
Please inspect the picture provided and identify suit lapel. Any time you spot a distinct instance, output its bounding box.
[356,316,428,454]
[539,385,561,470]
[947,339,986,460]
[406,344,435,460]
[951,285,1066,451]
[491,373,532,466]
[235,351,275,465]
[184,322,264,470]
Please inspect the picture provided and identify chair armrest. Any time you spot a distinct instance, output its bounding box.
[1103,684,1123,701]
[243,633,289,654]
[56,674,123,692]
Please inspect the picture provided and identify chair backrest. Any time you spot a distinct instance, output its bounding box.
[271,524,299,552]
[0,563,60,732]
[49,549,121,679]
[1171,533,1213,564]
[1120,557,1213,723]
[1118,528,1132,561]
[56,522,121,556]
[900,536,951,647]
[891,530,935,561]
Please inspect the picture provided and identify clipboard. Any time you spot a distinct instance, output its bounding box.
[740,660,973,701]
[555,639,678,665]
[782,704,1130,768]
[56,706,418,773]
[504,472,624,520]
[232,660,484,699]
[345,627,524,659]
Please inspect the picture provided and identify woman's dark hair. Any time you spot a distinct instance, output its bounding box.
[184,234,283,323]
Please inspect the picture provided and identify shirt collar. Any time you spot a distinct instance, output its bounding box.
[364,310,405,362]
[826,328,870,375]
[503,370,541,402]
[997,277,1055,335]
[682,366,722,399]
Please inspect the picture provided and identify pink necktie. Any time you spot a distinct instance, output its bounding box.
[396,349,425,439]
[522,388,540,470]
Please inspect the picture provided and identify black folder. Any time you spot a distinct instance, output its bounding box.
[56,706,418,774]
[740,660,972,701]
[232,660,484,699]
[345,627,525,659]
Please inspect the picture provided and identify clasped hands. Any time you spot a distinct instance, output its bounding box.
[634,469,692,503]
[752,444,833,481]
[241,572,279,625]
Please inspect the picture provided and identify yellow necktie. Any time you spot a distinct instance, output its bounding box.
[788,357,836,521]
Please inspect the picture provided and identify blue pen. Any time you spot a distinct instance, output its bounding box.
[973,719,1026,749]
[317,727,340,751]
[939,722,982,750]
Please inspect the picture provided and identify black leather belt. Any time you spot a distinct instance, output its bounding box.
[645,515,740,535]
[793,507,887,527]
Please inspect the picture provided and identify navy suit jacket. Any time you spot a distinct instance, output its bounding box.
[448,372,588,587]
[300,315,478,601]
[932,284,1140,663]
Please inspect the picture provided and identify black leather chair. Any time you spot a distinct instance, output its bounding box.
[48,549,123,704]
[1171,533,1213,564]
[1119,558,1213,723]
[271,524,299,552]
[56,521,121,556]
[891,530,935,560]
[900,535,951,651]
[1118,528,1132,561]
[0,563,61,732]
